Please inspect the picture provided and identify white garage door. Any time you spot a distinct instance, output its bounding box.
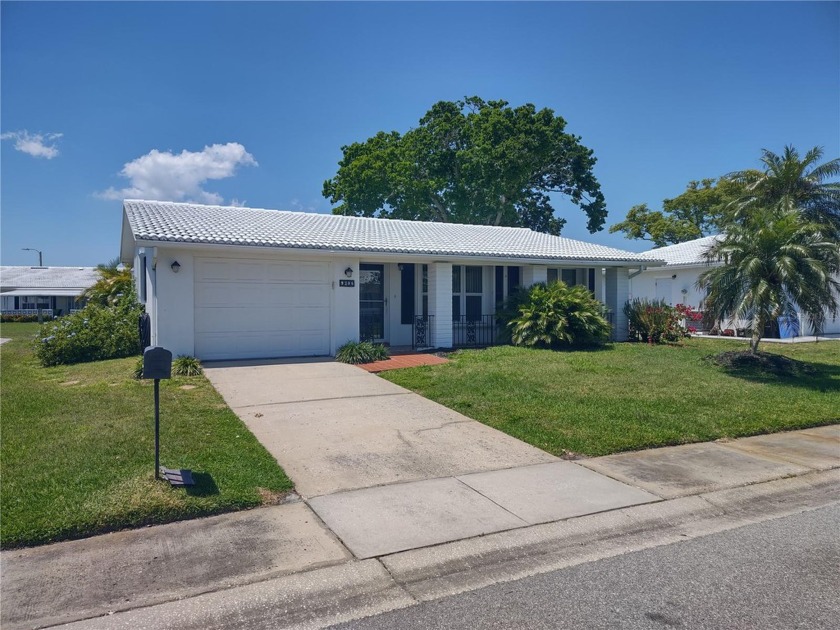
[194,257,331,360]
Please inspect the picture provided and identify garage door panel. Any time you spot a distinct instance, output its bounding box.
[195,332,329,361]
[298,262,331,282]
[298,285,331,306]
[196,260,236,282]
[194,257,332,360]
[265,263,298,282]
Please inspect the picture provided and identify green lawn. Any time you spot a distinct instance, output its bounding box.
[381,339,840,457]
[0,323,292,549]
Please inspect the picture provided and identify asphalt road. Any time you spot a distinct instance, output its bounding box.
[334,505,840,630]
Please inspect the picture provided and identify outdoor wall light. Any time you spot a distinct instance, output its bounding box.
[171,261,181,273]
[344,267,353,278]
[397,263,405,272]
[671,274,677,279]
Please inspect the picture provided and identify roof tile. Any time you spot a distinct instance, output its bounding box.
[123,200,657,263]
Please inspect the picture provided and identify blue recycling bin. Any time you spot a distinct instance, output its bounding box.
[778,315,800,339]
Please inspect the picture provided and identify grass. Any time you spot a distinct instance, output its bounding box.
[0,323,293,549]
[381,338,840,457]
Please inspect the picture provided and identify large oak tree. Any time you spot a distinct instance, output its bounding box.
[322,97,606,235]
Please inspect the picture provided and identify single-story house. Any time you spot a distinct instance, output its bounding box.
[630,235,840,336]
[119,200,665,361]
[0,266,99,317]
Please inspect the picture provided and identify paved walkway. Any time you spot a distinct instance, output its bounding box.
[356,353,448,373]
[202,358,557,497]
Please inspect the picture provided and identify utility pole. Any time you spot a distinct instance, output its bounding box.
[22,248,43,266]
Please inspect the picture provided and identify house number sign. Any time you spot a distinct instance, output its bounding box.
[339,279,355,287]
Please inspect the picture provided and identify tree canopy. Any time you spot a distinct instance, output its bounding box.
[728,145,840,240]
[322,97,607,235]
[609,176,749,247]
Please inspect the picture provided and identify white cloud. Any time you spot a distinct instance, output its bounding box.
[0,130,62,159]
[288,198,319,213]
[97,142,257,204]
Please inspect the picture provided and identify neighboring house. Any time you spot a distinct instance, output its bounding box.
[0,266,99,317]
[119,200,665,361]
[630,235,840,337]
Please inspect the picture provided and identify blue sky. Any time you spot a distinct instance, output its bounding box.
[2,1,838,266]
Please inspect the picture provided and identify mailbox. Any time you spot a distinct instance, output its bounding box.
[142,347,172,380]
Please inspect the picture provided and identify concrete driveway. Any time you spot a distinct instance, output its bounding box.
[203,358,659,558]
[204,358,557,498]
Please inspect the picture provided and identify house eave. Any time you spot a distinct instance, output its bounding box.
[132,237,660,268]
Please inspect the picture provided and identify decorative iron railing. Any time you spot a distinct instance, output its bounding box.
[1,309,54,317]
[452,314,498,348]
[412,315,434,349]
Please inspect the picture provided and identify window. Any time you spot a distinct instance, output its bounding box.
[561,269,576,285]
[547,268,558,284]
[507,266,520,294]
[452,265,483,321]
[400,263,415,325]
[21,296,50,310]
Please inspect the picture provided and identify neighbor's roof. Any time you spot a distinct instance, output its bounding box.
[0,266,99,292]
[637,235,722,267]
[122,200,660,264]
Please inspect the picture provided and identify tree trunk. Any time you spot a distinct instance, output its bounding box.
[750,318,763,354]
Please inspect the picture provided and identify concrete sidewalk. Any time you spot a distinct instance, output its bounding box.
[3,425,837,630]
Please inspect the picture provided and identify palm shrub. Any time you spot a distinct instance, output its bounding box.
[335,340,390,364]
[699,206,839,354]
[82,258,135,307]
[494,285,535,344]
[507,282,611,349]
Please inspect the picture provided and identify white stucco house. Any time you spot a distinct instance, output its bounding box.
[119,200,665,361]
[1,266,99,317]
[630,235,840,337]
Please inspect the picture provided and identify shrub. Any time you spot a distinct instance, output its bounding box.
[494,285,535,344]
[624,298,686,344]
[173,355,203,376]
[34,289,143,367]
[335,340,390,364]
[1,314,54,323]
[133,356,144,379]
[506,282,611,349]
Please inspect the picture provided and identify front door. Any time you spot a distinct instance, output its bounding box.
[359,264,385,341]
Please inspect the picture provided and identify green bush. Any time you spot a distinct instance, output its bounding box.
[173,355,203,376]
[494,285,535,344]
[34,291,143,367]
[133,356,144,379]
[506,282,611,349]
[335,340,390,364]
[1,314,54,323]
[623,298,686,344]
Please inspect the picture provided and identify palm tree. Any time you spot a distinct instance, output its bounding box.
[699,207,840,354]
[82,259,134,307]
[729,145,840,238]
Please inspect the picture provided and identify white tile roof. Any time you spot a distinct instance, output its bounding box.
[0,266,100,291]
[123,200,657,263]
[637,235,722,266]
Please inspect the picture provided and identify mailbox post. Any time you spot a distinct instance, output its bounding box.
[142,347,172,480]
